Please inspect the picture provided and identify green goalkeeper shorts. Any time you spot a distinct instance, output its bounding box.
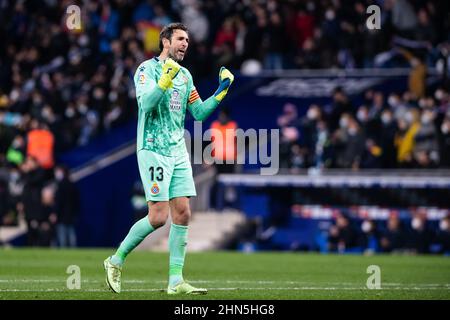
[137,149,197,202]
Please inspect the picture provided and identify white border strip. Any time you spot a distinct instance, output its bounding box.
[249,68,439,78]
[217,174,450,188]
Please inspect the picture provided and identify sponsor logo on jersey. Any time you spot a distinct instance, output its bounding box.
[169,89,182,111]
[139,73,146,84]
[150,182,160,195]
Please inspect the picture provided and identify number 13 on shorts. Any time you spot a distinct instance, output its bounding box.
[137,149,196,202]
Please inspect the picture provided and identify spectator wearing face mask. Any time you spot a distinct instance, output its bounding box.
[388,93,409,122]
[413,108,439,167]
[333,115,365,169]
[327,87,353,132]
[312,120,330,168]
[379,109,398,168]
[356,105,372,135]
[409,212,433,254]
[358,219,379,254]
[302,104,322,164]
[356,105,369,124]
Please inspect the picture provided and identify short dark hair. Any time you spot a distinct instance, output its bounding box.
[159,23,188,51]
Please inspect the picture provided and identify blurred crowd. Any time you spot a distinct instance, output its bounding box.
[0,161,79,247]
[278,85,450,169]
[1,0,449,158]
[0,0,449,167]
[0,0,449,245]
[328,211,450,254]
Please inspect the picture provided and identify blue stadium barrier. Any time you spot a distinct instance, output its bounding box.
[73,153,139,247]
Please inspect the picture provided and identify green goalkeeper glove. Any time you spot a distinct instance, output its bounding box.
[158,58,181,90]
[213,67,234,102]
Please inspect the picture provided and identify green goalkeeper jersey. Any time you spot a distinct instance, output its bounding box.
[134,57,192,156]
[134,57,221,157]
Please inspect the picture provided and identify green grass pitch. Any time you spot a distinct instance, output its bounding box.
[0,248,449,300]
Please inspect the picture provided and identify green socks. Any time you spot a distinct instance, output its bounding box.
[110,219,188,287]
[111,217,155,266]
[168,223,188,287]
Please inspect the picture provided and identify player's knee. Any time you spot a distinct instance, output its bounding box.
[148,209,168,229]
[174,206,191,225]
[149,214,167,229]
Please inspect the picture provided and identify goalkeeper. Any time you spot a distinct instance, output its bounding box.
[103,23,234,295]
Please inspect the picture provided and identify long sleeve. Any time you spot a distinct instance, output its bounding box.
[188,96,220,121]
[186,81,221,122]
[137,86,165,113]
[134,63,165,113]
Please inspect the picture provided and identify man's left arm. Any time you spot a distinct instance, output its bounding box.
[188,67,234,121]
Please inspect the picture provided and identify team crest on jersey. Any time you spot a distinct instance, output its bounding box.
[150,182,160,195]
[169,89,182,111]
[181,74,188,84]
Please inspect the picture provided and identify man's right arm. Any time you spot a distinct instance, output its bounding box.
[135,63,165,113]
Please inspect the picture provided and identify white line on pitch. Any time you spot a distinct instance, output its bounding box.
[0,287,449,293]
[1,279,449,287]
